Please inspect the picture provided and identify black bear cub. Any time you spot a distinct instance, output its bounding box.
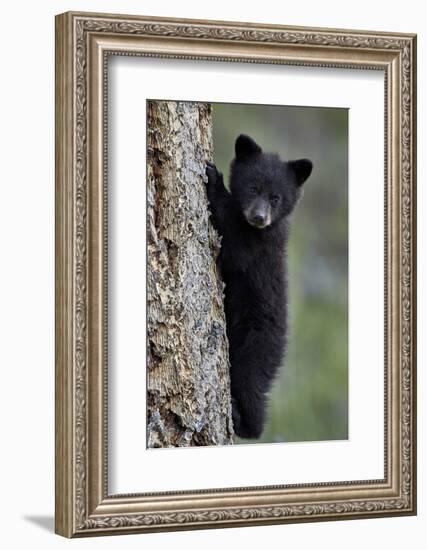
[206,135,312,439]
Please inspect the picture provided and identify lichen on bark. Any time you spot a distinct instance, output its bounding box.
[147,100,233,447]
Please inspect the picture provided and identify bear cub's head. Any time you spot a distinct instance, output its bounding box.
[230,134,313,229]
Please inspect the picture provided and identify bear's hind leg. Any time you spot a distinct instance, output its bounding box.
[231,386,267,439]
[229,327,284,439]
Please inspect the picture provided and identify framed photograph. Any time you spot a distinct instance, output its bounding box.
[55,11,417,537]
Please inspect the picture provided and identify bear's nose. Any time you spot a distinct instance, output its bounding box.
[252,214,266,226]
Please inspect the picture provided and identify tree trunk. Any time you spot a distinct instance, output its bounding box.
[147,100,234,448]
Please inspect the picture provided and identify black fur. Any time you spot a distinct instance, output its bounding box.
[206,134,312,438]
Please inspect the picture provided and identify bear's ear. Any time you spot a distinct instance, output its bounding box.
[289,159,313,186]
[235,134,262,161]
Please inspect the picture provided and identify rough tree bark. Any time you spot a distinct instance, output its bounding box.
[147,100,234,448]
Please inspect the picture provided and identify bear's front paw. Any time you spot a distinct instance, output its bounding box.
[206,161,220,186]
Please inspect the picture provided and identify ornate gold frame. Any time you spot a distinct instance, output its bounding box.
[55,11,417,537]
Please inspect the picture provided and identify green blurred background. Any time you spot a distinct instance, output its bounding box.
[212,103,348,444]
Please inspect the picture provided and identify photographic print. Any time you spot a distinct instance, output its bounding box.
[147,100,348,447]
[55,11,416,537]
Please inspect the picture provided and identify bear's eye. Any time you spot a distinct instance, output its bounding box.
[270,195,280,205]
[249,186,258,195]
